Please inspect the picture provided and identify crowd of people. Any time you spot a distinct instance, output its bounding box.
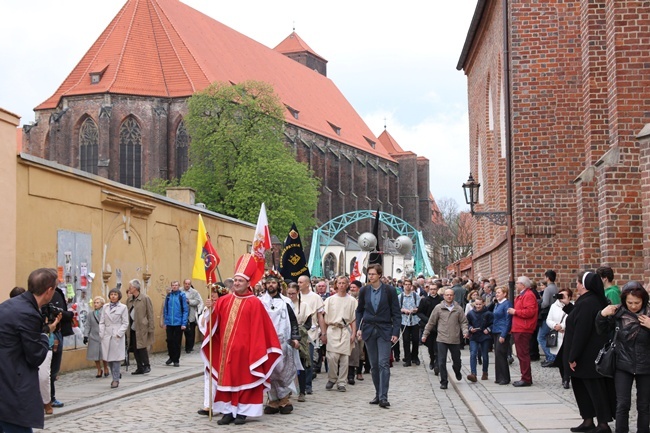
[1,263,650,432]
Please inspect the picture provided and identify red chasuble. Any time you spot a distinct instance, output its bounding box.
[201,289,282,417]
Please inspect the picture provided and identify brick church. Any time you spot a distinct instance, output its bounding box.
[22,0,438,242]
[458,0,650,286]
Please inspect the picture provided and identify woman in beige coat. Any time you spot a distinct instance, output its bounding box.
[100,288,129,389]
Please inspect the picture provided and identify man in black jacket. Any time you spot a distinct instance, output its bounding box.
[47,280,74,408]
[418,282,443,373]
[0,268,55,431]
[355,264,401,409]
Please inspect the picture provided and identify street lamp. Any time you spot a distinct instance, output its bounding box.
[442,244,449,277]
[462,173,507,226]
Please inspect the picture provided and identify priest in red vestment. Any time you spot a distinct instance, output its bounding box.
[201,253,282,425]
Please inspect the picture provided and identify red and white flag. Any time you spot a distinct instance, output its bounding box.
[250,203,271,287]
[350,251,369,283]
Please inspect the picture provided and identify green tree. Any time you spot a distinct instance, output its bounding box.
[182,80,319,235]
[142,177,178,195]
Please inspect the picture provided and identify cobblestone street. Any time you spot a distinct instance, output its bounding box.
[36,349,478,433]
[35,345,633,432]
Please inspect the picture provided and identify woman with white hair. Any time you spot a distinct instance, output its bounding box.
[507,275,539,387]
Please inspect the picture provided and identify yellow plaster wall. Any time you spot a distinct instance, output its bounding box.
[15,154,254,372]
[0,108,19,293]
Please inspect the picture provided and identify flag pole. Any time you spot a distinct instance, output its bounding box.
[208,276,213,421]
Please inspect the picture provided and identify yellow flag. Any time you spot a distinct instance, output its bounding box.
[193,215,219,282]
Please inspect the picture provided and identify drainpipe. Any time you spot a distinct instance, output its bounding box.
[503,0,515,301]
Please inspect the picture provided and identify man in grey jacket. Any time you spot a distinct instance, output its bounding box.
[182,279,203,354]
[422,288,469,389]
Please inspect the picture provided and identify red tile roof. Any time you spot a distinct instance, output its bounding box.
[274,31,327,62]
[37,0,394,161]
[377,129,405,154]
[429,192,445,225]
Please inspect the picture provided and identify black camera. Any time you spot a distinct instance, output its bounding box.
[42,303,64,323]
[553,293,564,300]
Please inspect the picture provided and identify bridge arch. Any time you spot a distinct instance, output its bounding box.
[307,210,434,277]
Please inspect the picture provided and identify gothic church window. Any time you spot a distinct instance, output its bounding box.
[119,116,142,188]
[175,120,189,178]
[79,117,98,174]
[323,253,337,280]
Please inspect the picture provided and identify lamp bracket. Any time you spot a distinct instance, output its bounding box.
[472,211,507,226]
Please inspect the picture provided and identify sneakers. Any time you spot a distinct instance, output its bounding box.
[297,393,306,402]
[51,399,64,408]
[325,381,335,390]
[337,385,347,392]
[467,373,477,382]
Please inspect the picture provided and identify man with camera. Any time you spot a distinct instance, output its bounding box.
[0,268,58,432]
[47,276,74,409]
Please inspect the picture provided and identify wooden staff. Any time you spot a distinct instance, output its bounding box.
[207,275,213,421]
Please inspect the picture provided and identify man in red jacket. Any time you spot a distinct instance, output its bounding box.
[507,276,538,387]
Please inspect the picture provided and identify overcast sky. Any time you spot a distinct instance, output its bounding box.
[1,0,476,209]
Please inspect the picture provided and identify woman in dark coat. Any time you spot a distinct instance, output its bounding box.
[596,281,650,433]
[564,271,615,433]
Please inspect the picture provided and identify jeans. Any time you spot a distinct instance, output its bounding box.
[364,329,392,401]
[537,322,555,362]
[166,325,183,363]
[109,360,121,382]
[615,370,650,433]
[469,339,490,375]
[305,343,314,391]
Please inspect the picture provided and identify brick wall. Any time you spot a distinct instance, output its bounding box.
[463,0,650,287]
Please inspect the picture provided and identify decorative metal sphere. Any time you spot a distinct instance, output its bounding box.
[394,235,413,255]
[358,232,377,251]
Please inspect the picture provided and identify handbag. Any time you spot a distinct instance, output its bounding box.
[595,327,619,378]
[546,330,558,347]
[545,311,565,348]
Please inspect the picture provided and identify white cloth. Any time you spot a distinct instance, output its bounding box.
[545,299,568,355]
[323,294,357,356]
[99,303,129,362]
[299,291,324,344]
[38,350,52,404]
